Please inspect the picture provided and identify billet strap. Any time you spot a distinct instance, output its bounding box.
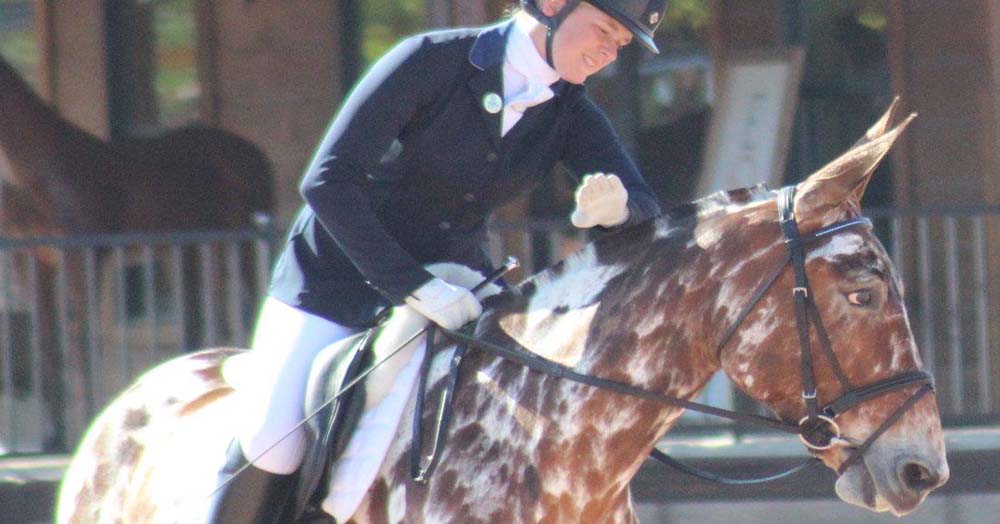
[411,325,471,483]
[410,325,438,482]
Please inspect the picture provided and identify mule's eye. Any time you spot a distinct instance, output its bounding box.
[847,290,874,306]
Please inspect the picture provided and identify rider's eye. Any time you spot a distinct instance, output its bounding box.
[847,290,874,306]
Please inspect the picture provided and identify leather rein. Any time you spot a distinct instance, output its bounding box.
[412,185,935,485]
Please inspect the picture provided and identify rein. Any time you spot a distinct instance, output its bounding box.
[413,185,934,486]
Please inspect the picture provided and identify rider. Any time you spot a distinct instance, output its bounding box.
[206,1,668,522]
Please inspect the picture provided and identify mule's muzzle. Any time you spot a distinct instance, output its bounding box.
[898,456,947,493]
[882,456,948,516]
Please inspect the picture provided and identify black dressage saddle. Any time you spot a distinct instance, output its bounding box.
[286,328,377,523]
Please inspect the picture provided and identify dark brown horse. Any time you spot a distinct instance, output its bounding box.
[0,53,273,450]
[56,102,946,523]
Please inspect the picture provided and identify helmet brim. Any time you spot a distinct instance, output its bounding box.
[632,31,659,54]
[593,3,660,54]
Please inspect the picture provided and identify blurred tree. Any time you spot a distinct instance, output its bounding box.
[360,0,426,66]
[0,0,38,86]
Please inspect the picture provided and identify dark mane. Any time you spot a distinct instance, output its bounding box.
[663,183,775,226]
[494,184,777,307]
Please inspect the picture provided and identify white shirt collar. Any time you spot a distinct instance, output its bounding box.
[506,12,560,87]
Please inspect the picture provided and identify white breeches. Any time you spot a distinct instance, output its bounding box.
[236,297,358,474]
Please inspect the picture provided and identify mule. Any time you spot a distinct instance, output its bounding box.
[56,100,948,523]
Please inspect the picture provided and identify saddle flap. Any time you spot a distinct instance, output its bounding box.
[291,331,374,520]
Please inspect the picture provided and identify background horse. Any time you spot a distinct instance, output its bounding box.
[0,53,273,451]
[56,102,948,523]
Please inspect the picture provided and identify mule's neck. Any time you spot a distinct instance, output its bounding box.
[474,199,788,520]
[472,219,751,521]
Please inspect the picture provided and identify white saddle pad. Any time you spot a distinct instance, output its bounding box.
[321,340,425,522]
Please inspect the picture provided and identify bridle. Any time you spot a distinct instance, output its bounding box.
[708,185,934,476]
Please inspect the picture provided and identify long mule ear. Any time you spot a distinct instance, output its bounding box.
[793,107,915,228]
[852,96,901,147]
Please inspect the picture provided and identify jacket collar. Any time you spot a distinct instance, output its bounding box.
[468,21,512,71]
[466,20,581,144]
[468,21,574,96]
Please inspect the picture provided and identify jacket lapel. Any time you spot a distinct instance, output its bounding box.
[501,80,578,147]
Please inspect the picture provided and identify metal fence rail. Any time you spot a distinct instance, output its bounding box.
[869,205,1000,422]
[0,205,995,454]
[0,227,275,453]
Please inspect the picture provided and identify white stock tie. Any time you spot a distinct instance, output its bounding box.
[502,81,554,135]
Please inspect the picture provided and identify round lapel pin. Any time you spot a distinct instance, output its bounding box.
[482,92,503,114]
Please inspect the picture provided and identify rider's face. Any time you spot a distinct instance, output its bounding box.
[533,1,633,84]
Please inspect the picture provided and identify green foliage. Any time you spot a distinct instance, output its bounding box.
[153,0,197,49]
[656,0,709,54]
[0,0,39,86]
[361,0,427,65]
[151,0,200,126]
[664,0,710,32]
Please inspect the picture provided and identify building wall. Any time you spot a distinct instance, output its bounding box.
[34,1,342,227]
[31,1,1000,221]
[200,1,343,227]
[888,0,1000,402]
[888,0,998,207]
[40,0,109,138]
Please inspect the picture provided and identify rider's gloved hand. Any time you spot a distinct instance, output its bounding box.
[570,173,629,228]
[404,277,482,330]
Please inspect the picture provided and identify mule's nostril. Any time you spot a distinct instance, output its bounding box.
[901,462,938,491]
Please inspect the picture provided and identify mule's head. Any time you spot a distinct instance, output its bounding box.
[718,98,948,515]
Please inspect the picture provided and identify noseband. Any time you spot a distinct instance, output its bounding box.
[396,186,935,484]
[713,186,934,475]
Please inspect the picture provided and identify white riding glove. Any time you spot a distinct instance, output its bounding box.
[570,173,630,228]
[404,277,483,330]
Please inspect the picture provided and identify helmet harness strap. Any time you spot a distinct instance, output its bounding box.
[522,0,582,68]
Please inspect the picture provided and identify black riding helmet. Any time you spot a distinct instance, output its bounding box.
[521,0,668,68]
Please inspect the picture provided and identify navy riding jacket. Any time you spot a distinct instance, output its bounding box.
[268,21,661,327]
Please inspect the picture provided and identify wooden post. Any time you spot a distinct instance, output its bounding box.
[981,0,1000,409]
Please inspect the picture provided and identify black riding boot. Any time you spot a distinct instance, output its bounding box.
[205,440,295,524]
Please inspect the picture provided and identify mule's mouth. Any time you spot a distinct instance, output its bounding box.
[834,457,928,516]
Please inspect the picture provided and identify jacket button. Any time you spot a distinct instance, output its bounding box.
[438,221,451,230]
[365,173,375,180]
[463,193,476,202]
[486,152,498,162]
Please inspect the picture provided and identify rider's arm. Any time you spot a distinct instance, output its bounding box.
[561,98,661,227]
[299,35,444,304]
